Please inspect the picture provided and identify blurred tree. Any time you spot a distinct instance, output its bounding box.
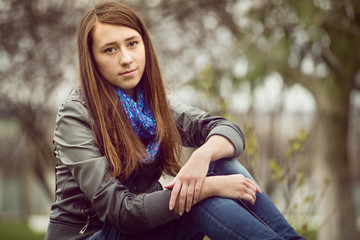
[130,0,360,239]
[1,0,358,238]
[238,1,360,239]
[0,0,86,205]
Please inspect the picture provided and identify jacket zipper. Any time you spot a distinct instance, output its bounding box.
[79,215,91,235]
[79,196,97,235]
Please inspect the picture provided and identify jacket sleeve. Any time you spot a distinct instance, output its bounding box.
[53,99,179,234]
[168,95,245,158]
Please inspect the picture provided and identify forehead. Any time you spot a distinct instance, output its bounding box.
[92,22,141,46]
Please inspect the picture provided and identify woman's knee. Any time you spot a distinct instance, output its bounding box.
[208,158,253,179]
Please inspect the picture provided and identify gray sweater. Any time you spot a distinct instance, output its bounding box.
[45,88,245,240]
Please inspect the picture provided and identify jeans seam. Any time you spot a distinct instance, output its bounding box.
[238,200,277,233]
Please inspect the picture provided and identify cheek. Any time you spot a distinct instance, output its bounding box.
[96,58,115,75]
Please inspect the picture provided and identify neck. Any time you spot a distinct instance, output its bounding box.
[123,88,136,101]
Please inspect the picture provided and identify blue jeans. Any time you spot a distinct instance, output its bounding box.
[86,159,304,240]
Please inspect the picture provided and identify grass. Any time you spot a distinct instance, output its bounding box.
[0,220,45,240]
[297,228,317,240]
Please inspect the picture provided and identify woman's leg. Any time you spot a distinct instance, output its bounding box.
[87,159,303,240]
[189,196,286,240]
[205,158,304,240]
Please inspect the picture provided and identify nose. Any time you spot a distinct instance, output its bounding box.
[119,49,133,65]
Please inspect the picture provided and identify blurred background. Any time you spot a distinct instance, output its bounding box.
[0,0,359,239]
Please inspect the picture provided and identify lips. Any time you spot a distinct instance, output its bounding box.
[120,68,136,76]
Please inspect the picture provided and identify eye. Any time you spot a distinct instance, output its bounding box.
[104,47,117,53]
[128,41,138,48]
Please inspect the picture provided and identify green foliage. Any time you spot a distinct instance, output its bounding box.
[295,226,317,240]
[185,51,322,240]
[237,125,320,237]
[188,65,232,118]
[285,129,308,159]
[0,221,45,240]
[269,158,285,183]
[269,129,308,186]
[190,64,222,100]
[241,122,258,171]
[268,129,325,237]
[295,0,319,28]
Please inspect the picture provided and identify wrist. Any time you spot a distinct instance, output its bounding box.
[198,177,218,202]
[192,148,213,163]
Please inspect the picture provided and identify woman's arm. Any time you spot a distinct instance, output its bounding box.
[168,95,245,155]
[166,96,246,215]
[165,135,235,215]
[171,174,262,214]
[195,134,235,161]
[165,97,245,215]
[199,175,262,205]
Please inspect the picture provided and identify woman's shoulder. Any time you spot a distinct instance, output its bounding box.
[64,87,86,106]
[57,87,90,123]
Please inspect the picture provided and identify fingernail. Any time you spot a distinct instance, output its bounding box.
[179,212,183,216]
[169,206,174,211]
[186,208,190,212]
[193,200,197,204]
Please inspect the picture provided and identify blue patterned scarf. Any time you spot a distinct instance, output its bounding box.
[115,87,160,163]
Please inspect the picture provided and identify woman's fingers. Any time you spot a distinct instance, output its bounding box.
[235,175,260,205]
[185,183,195,212]
[168,177,203,214]
[244,188,256,205]
[168,181,181,210]
[256,184,262,194]
[243,192,256,205]
[193,180,203,204]
[164,179,175,189]
[170,174,261,213]
[244,177,262,194]
[177,182,188,215]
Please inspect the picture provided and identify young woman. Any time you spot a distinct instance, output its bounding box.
[45,2,304,240]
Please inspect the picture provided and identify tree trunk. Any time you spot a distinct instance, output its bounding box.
[313,90,359,240]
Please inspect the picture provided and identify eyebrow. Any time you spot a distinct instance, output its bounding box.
[125,35,140,41]
[99,35,141,49]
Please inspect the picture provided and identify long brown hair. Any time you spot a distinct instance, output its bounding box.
[76,1,182,182]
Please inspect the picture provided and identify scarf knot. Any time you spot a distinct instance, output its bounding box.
[115,87,159,163]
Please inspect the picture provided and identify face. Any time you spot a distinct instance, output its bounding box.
[92,22,146,99]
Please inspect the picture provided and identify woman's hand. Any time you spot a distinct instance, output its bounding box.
[164,149,210,215]
[203,174,262,205]
[165,135,235,215]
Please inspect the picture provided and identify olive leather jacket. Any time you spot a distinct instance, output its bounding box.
[45,88,245,240]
